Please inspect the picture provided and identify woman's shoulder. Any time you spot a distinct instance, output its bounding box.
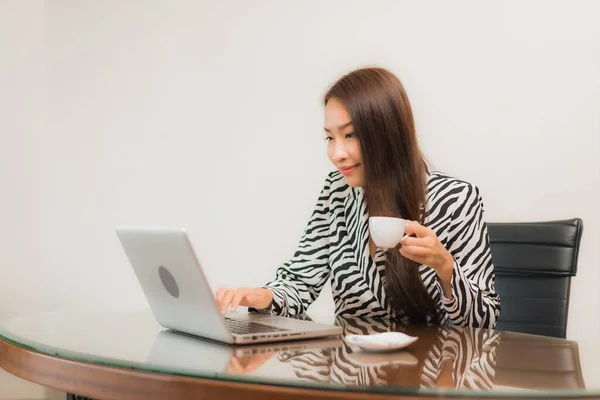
[427,170,480,194]
[427,170,483,212]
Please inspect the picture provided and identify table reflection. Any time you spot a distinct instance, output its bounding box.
[219,315,585,393]
[275,317,501,390]
[145,314,585,394]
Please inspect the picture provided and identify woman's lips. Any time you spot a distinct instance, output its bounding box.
[339,164,358,176]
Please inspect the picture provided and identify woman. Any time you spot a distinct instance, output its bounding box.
[216,67,500,328]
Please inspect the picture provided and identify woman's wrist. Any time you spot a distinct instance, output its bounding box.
[437,254,455,299]
[258,288,274,309]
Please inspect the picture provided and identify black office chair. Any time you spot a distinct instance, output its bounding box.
[487,218,583,338]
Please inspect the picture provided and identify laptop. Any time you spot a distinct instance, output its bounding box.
[116,226,342,344]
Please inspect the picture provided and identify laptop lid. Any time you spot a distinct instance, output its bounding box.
[116,226,235,344]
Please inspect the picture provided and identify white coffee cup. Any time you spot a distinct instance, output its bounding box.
[369,217,407,249]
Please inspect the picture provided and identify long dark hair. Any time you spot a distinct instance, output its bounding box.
[324,67,438,323]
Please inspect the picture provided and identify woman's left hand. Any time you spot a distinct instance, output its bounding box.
[399,221,455,288]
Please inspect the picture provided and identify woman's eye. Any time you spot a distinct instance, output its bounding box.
[345,132,355,139]
[324,136,333,141]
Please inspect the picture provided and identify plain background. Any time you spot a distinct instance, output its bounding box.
[1,0,599,393]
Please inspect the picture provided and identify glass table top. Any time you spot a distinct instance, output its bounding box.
[0,310,597,398]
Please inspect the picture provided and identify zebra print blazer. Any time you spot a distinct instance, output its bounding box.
[262,170,501,328]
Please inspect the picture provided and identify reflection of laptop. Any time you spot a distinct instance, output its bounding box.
[146,329,343,374]
[146,329,344,371]
[116,226,342,344]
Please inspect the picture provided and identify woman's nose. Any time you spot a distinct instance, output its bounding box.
[332,141,349,161]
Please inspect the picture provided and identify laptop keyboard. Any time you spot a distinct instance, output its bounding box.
[225,317,290,335]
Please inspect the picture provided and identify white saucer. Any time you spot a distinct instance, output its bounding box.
[345,332,418,352]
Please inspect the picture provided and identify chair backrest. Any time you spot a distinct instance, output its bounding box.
[487,218,583,338]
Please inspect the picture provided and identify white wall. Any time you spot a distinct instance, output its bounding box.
[1,0,599,366]
[0,0,47,319]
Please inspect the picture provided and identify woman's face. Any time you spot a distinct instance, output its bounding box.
[324,97,365,187]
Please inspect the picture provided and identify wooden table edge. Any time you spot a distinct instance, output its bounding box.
[0,337,593,400]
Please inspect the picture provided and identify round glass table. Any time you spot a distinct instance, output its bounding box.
[0,310,597,399]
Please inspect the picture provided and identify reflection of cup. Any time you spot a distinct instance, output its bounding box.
[369,217,406,249]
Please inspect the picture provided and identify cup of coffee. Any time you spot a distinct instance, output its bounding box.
[369,217,406,249]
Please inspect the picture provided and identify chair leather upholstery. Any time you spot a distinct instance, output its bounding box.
[488,218,583,338]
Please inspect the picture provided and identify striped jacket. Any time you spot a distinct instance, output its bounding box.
[263,170,500,328]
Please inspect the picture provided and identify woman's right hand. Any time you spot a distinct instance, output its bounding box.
[215,287,274,315]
